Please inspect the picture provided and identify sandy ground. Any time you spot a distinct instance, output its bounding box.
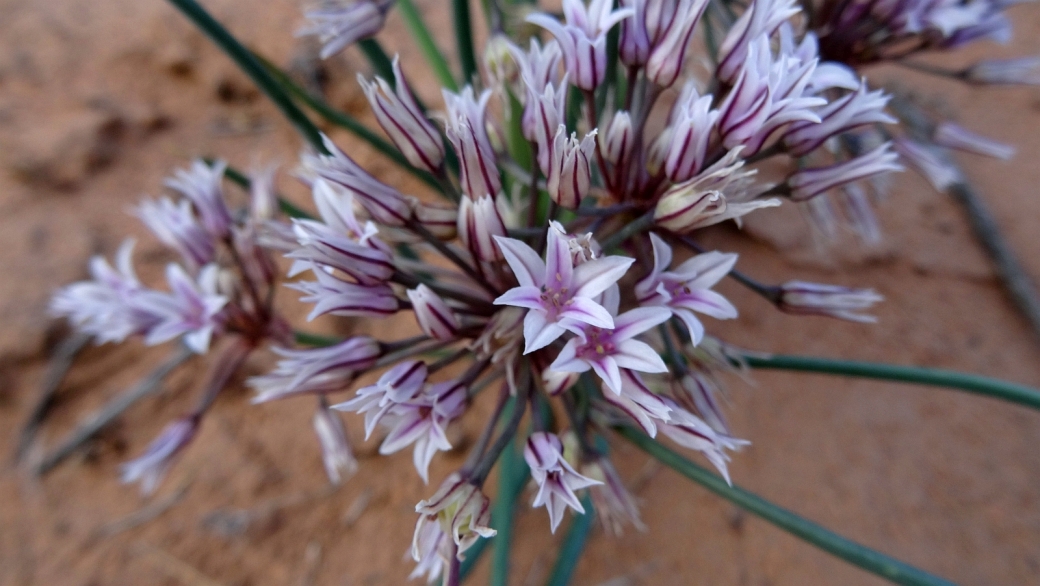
[1,0,1039,584]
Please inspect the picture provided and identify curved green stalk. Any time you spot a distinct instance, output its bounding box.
[397,0,459,91]
[544,494,595,586]
[618,427,954,586]
[452,0,479,84]
[741,353,1040,411]
[165,0,325,152]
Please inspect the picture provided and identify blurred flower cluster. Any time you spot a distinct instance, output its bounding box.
[51,0,1038,582]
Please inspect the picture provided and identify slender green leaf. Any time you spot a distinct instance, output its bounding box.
[358,38,395,83]
[165,0,325,151]
[452,0,479,84]
[396,0,459,91]
[459,448,531,581]
[504,88,534,171]
[293,331,341,347]
[491,437,526,586]
[544,494,595,586]
[741,353,1040,412]
[617,427,955,586]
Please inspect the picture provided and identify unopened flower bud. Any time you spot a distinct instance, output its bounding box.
[302,135,413,226]
[484,34,519,85]
[788,143,903,201]
[444,87,501,200]
[964,55,1040,86]
[778,280,883,323]
[413,198,458,240]
[664,92,718,181]
[547,125,597,209]
[313,403,357,485]
[601,111,633,165]
[120,416,198,495]
[248,163,279,222]
[527,2,634,91]
[458,194,507,261]
[359,57,445,173]
[407,284,461,340]
[645,0,709,88]
[893,138,961,191]
[414,473,497,559]
[582,457,645,535]
[933,122,1015,161]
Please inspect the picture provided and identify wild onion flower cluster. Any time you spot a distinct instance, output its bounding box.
[48,0,1040,582]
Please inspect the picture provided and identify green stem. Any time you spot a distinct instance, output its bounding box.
[459,449,531,581]
[741,353,1040,412]
[618,427,955,586]
[452,0,479,84]
[598,210,654,251]
[490,438,525,586]
[293,331,342,347]
[544,494,595,586]
[358,38,395,83]
[165,0,325,151]
[397,0,459,91]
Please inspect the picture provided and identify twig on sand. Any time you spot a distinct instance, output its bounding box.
[135,544,226,586]
[34,346,193,475]
[13,331,91,463]
[300,541,323,586]
[201,483,341,537]
[889,94,1040,341]
[84,480,192,547]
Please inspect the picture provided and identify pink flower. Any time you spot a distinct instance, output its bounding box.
[493,225,634,353]
[636,233,738,344]
[378,380,467,482]
[333,360,428,437]
[524,432,603,532]
[550,304,671,395]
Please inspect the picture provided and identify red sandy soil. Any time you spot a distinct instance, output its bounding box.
[1,0,1039,584]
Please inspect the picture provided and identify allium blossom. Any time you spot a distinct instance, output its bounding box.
[333,359,427,432]
[636,233,738,344]
[550,303,672,395]
[524,432,603,532]
[378,380,467,483]
[414,473,496,557]
[493,226,633,353]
